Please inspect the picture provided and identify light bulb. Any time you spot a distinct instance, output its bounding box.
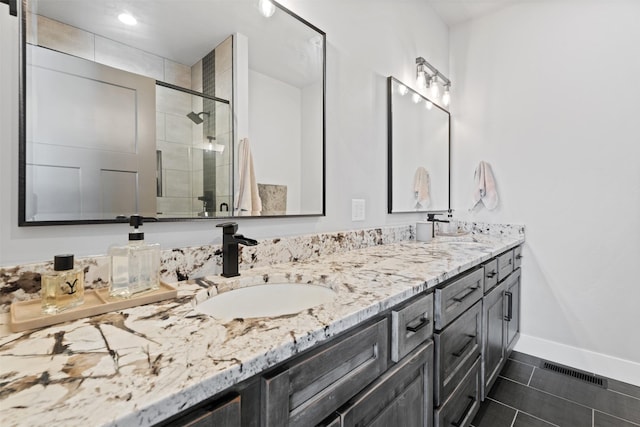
[442,86,451,107]
[430,77,440,99]
[416,72,426,89]
[425,100,433,110]
[258,0,276,18]
[397,83,408,96]
[118,13,137,26]
[412,93,421,104]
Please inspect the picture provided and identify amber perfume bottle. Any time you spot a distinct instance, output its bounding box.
[41,254,85,314]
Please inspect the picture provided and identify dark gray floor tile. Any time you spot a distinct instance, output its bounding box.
[488,377,592,426]
[608,378,640,400]
[594,411,640,427]
[501,359,535,385]
[513,411,557,427]
[471,399,516,427]
[530,366,640,424]
[509,351,542,367]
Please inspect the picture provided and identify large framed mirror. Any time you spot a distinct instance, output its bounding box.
[387,76,450,214]
[18,0,325,225]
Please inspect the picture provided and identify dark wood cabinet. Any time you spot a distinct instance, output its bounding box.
[505,268,521,353]
[482,280,506,397]
[165,394,242,427]
[261,319,388,427]
[338,341,433,427]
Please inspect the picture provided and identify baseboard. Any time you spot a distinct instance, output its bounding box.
[514,333,640,388]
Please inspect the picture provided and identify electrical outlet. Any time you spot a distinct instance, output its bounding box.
[352,199,365,221]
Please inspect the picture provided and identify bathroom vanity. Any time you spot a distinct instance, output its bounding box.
[0,228,524,427]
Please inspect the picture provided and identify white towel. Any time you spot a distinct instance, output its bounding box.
[472,161,498,210]
[234,138,262,215]
[413,167,430,209]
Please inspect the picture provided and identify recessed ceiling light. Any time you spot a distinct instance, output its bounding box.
[118,13,137,26]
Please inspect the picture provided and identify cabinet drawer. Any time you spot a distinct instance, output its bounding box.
[513,245,523,269]
[167,394,241,427]
[435,268,484,330]
[391,292,434,362]
[262,319,388,427]
[338,341,433,427]
[434,300,481,406]
[497,250,514,282]
[483,259,498,294]
[434,357,481,427]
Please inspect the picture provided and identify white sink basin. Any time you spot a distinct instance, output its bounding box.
[195,284,337,320]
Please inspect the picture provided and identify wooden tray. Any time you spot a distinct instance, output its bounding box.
[9,281,177,333]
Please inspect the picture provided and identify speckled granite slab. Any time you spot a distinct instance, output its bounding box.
[0,229,524,427]
[0,225,413,312]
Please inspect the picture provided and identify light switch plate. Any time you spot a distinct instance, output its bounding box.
[352,199,365,221]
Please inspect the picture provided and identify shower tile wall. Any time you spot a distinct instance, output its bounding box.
[199,36,233,215]
[214,37,233,213]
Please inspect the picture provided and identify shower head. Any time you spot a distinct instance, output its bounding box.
[186,111,210,124]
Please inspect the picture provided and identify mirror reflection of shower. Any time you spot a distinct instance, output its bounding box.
[186,111,210,124]
[207,135,224,153]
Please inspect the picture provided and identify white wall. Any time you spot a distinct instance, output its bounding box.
[0,0,448,264]
[450,2,640,384]
[248,69,302,212]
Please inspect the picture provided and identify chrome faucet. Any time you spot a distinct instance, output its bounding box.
[216,222,258,277]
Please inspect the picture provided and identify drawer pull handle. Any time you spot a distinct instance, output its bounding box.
[452,286,480,303]
[486,270,497,278]
[451,395,476,427]
[504,291,513,321]
[406,317,430,333]
[452,334,476,358]
[516,254,523,260]
[508,258,513,265]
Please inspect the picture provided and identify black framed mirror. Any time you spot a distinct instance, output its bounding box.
[387,76,450,214]
[18,0,325,225]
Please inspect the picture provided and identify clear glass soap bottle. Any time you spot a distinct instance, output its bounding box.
[109,215,160,299]
[41,254,85,314]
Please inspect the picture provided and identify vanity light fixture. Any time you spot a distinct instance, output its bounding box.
[258,0,276,18]
[415,56,451,106]
[442,83,451,107]
[118,12,137,26]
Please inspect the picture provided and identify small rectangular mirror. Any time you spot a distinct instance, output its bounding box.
[387,76,450,213]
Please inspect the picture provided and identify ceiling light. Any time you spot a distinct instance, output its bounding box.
[258,0,276,18]
[118,13,137,26]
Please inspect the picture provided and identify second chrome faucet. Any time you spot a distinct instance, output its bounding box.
[216,222,258,277]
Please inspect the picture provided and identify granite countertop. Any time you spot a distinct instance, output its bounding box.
[0,233,524,427]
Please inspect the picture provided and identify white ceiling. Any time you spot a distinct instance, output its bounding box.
[425,0,530,26]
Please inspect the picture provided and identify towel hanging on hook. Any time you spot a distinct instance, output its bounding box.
[413,167,430,209]
[471,161,498,210]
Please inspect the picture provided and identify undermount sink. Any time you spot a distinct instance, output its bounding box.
[195,283,337,320]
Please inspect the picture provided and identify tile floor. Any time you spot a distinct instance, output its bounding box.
[472,351,640,427]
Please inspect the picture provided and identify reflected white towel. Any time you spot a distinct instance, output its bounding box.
[413,167,430,208]
[472,161,498,210]
[234,138,262,215]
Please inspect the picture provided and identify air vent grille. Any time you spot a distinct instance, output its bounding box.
[542,362,607,388]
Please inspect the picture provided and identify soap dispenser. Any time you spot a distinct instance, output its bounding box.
[109,215,160,299]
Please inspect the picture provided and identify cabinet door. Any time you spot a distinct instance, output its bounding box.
[339,341,434,427]
[262,319,388,427]
[482,281,506,399]
[170,394,241,427]
[505,269,521,353]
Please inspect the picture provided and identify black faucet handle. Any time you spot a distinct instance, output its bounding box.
[216,222,238,234]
